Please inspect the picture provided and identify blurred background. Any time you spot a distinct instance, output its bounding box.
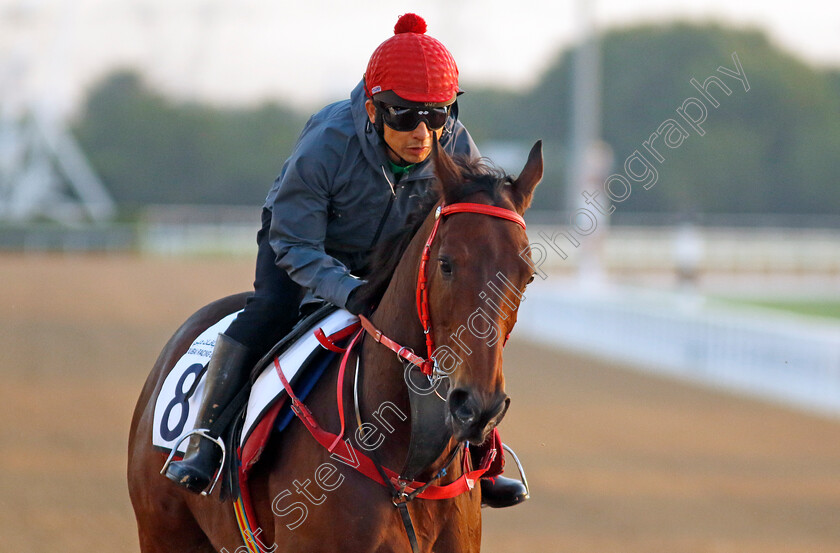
[1,1,839,552]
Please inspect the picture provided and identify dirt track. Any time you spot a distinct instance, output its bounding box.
[2,254,839,553]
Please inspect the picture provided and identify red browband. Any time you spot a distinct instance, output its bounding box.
[438,203,526,230]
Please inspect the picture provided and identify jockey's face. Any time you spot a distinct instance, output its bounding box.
[365,100,445,165]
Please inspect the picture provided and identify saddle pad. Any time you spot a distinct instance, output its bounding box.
[151,309,359,455]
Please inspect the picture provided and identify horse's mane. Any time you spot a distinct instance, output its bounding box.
[354,155,511,311]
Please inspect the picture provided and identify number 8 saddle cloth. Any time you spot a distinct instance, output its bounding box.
[151,306,360,468]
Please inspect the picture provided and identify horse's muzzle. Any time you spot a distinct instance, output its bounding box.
[446,388,510,445]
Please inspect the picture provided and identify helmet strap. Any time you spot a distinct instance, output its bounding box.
[373,107,385,136]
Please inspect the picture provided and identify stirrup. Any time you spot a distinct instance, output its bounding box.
[160,428,227,496]
[501,443,530,497]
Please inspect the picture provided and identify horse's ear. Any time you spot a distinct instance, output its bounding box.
[433,137,463,203]
[511,140,543,214]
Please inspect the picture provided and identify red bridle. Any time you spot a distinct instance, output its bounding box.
[276,201,526,529]
[361,202,526,375]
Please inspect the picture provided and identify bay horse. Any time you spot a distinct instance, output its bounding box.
[127,141,543,553]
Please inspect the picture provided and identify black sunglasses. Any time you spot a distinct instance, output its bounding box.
[376,102,451,132]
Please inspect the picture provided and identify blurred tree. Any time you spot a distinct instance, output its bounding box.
[461,23,840,218]
[73,23,840,220]
[73,70,305,210]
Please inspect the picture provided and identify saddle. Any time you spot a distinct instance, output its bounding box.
[153,303,360,494]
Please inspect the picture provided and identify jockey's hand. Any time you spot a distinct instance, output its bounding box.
[344,286,368,316]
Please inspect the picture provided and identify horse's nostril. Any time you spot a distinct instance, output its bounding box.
[448,388,468,407]
[454,404,475,424]
[448,388,476,424]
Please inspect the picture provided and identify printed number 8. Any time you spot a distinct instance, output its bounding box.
[160,363,204,441]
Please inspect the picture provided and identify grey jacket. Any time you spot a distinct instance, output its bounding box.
[264,80,480,309]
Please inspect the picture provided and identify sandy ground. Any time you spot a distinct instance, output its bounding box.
[1,253,839,553]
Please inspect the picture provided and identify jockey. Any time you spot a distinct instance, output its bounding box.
[165,13,528,508]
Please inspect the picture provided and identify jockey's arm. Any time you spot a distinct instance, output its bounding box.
[268,152,363,311]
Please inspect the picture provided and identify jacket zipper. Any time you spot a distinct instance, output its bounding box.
[370,166,397,248]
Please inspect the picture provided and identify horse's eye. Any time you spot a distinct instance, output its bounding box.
[438,258,453,277]
[526,274,535,285]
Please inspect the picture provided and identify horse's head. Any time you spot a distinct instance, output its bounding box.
[425,141,543,444]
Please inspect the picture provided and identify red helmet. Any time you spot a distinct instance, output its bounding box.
[364,13,459,107]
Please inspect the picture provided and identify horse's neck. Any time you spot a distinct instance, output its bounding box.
[356,213,457,477]
[364,211,433,377]
[369,213,433,355]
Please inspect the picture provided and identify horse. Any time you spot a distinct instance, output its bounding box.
[127,140,543,553]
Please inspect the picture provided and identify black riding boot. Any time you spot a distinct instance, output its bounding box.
[164,334,251,494]
[480,476,529,508]
[473,444,530,508]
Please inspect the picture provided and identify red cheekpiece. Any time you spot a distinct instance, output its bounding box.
[365,13,459,105]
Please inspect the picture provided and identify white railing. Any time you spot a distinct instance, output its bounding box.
[517,281,840,418]
[527,224,840,275]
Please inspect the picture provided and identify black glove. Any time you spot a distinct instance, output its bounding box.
[344,285,368,316]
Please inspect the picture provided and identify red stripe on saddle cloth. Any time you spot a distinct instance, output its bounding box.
[239,397,286,471]
[239,321,360,472]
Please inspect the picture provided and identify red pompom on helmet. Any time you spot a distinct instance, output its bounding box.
[364,13,459,107]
